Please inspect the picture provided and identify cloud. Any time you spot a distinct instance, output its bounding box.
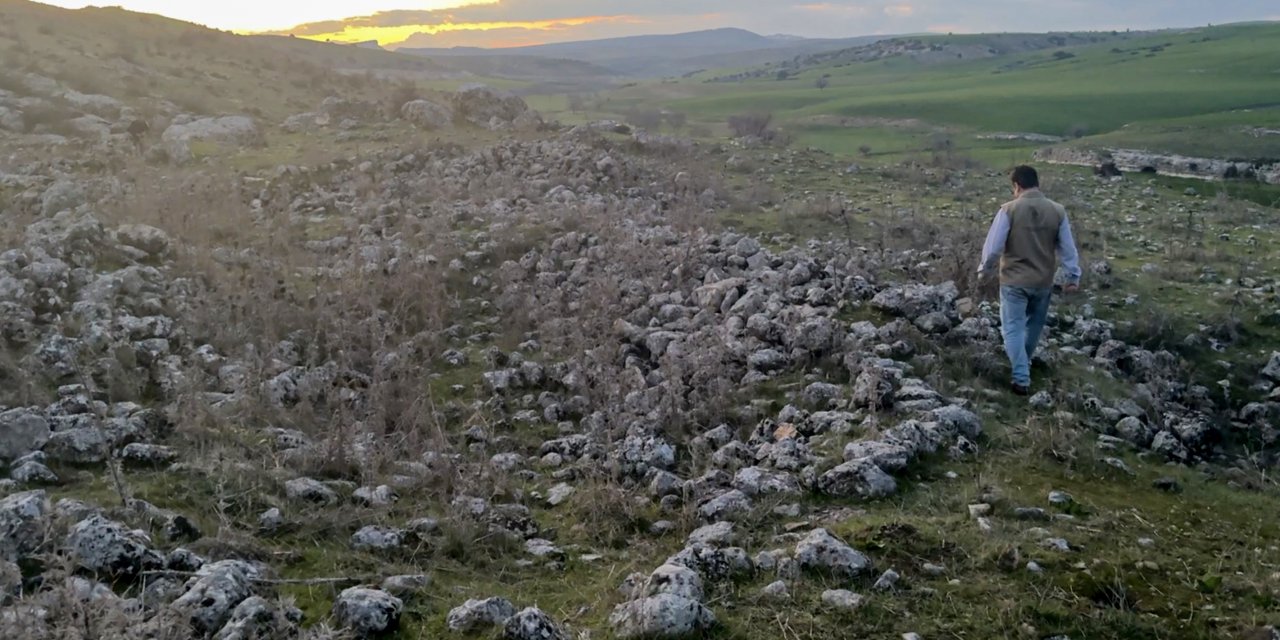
[233,0,1280,46]
[883,4,915,17]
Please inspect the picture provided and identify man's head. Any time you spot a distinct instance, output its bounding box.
[1010,165,1040,195]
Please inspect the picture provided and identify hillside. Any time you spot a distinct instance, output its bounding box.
[0,1,458,123]
[400,28,891,77]
[4,4,1280,640]
[586,22,1280,184]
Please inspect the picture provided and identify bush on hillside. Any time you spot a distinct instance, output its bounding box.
[728,112,773,138]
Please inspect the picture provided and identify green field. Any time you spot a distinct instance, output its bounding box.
[562,23,1280,169]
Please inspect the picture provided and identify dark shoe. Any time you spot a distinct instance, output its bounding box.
[1011,383,1030,397]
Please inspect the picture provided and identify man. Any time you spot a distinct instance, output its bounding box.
[978,165,1081,396]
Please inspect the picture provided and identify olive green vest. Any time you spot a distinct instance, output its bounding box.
[1000,189,1067,288]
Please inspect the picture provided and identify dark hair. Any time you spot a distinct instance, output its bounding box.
[1011,165,1040,189]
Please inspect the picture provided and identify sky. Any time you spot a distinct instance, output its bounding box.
[38,1,1280,48]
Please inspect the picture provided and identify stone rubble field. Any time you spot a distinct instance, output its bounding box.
[2,86,1280,640]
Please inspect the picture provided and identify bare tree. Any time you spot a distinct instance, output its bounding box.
[728,113,773,138]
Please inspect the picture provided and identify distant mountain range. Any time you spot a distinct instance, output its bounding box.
[397,28,891,78]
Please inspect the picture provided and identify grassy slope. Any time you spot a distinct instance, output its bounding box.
[575,23,1280,166]
[0,0,513,122]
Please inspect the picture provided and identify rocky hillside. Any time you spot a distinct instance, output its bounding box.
[3,6,1280,640]
[707,31,1135,82]
[4,110,1280,638]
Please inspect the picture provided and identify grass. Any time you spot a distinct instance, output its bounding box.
[559,23,1280,170]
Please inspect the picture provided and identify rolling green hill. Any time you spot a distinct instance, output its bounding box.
[589,23,1280,166]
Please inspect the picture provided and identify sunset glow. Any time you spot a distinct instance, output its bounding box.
[290,15,633,47]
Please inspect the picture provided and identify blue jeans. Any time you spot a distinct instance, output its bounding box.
[1000,285,1053,386]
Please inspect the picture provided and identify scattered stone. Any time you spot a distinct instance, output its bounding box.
[504,607,567,640]
[284,477,338,505]
[0,490,49,561]
[173,560,259,635]
[687,521,736,547]
[447,597,517,633]
[0,409,50,462]
[817,459,897,500]
[872,568,901,591]
[1028,391,1054,409]
[65,514,162,577]
[334,587,403,637]
[608,593,716,639]
[760,580,790,600]
[820,589,865,610]
[546,483,576,507]
[351,526,404,552]
[794,528,871,578]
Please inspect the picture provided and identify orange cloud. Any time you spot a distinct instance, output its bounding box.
[290,15,631,47]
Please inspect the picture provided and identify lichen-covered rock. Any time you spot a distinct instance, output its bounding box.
[350,526,404,551]
[640,564,705,602]
[794,528,872,578]
[871,282,958,319]
[608,593,716,639]
[334,587,403,637]
[503,607,566,640]
[664,544,753,582]
[817,459,898,499]
[451,85,532,130]
[115,224,171,258]
[732,466,801,497]
[284,477,338,504]
[212,595,302,640]
[0,408,49,462]
[447,597,517,633]
[401,99,454,130]
[119,442,178,467]
[172,560,259,635]
[44,426,111,464]
[696,489,751,522]
[161,115,262,162]
[0,490,49,561]
[65,514,162,577]
[842,440,912,472]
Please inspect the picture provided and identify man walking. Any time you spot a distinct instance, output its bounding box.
[978,165,1081,395]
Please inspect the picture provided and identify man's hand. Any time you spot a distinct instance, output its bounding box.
[1064,283,1080,294]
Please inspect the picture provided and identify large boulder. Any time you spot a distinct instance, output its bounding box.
[161,116,262,163]
[401,99,454,130]
[608,593,716,639]
[0,408,49,462]
[640,564,704,602]
[115,224,172,259]
[212,595,301,640]
[817,459,898,499]
[44,426,111,464]
[503,607,566,640]
[794,528,872,578]
[0,490,49,561]
[334,587,403,637]
[65,514,163,577]
[172,560,259,635]
[447,597,517,633]
[451,85,532,130]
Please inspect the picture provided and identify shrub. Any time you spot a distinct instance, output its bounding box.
[625,108,663,130]
[728,112,773,138]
